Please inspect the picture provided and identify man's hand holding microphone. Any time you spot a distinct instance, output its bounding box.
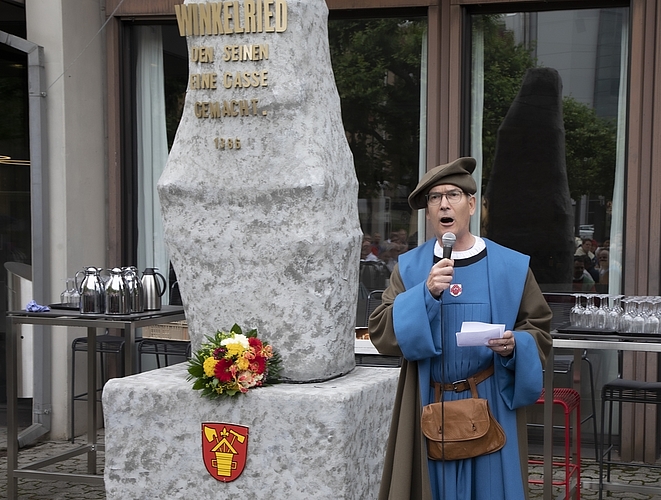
[427,232,456,299]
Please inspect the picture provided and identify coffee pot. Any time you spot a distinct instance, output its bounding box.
[123,266,144,313]
[76,266,105,314]
[105,267,130,315]
[141,267,167,311]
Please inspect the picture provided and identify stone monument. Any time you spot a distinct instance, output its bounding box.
[102,1,399,498]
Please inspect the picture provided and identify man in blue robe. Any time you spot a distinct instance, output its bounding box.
[369,157,552,500]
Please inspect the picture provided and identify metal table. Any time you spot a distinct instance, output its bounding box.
[543,331,661,500]
[5,305,186,498]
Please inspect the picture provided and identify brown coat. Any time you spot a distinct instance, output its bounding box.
[369,265,552,500]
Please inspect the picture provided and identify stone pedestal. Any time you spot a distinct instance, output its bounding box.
[103,364,398,499]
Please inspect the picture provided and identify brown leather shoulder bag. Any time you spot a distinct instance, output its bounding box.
[421,365,506,461]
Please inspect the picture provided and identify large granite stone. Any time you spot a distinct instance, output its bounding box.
[157,0,361,383]
[103,364,398,499]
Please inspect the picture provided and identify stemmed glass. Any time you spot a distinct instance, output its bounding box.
[60,280,71,305]
[644,297,660,334]
[570,294,584,328]
[67,278,80,307]
[593,294,609,330]
[584,294,598,328]
[620,296,635,333]
[606,295,623,331]
[631,296,646,334]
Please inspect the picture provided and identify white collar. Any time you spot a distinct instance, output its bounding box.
[434,236,485,260]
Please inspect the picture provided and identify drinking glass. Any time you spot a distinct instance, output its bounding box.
[583,294,598,328]
[620,296,635,333]
[570,293,584,327]
[60,280,70,305]
[644,297,660,334]
[67,278,80,307]
[594,294,608,330]
[631,296,646,334]
[606,295,623,331]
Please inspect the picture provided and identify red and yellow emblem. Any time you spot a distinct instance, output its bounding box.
[201,423,249,482]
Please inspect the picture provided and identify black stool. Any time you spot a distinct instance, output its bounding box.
[70,334,125,442]
[598,378,661,499]
[137,338,191,372]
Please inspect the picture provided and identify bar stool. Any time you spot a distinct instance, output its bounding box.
[598,378,661,499]
[136,338,191,372]
[529,388,581,500]
[70,334,125,442]
[554,350,598,459]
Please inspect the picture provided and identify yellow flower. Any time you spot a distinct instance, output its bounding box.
[225,343,245,357]
[203,357,218,377]
[237,357,249,371]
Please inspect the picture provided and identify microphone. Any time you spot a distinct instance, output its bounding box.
[441,232,456,260]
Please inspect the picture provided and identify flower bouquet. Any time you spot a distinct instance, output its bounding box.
[188,324,281,399]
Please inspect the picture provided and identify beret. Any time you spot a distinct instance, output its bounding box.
[408,157,477,210]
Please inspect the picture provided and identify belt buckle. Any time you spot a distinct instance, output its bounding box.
[451,379,467,392]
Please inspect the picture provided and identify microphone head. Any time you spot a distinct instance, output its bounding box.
[441,232,456,248]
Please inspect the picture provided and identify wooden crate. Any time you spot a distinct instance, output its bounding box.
[142,320,189,341]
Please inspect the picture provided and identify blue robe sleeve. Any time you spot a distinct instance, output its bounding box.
[495,330,543,409]
[392,281,442,361]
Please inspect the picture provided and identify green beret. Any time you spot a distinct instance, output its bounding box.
[408,157,477,210]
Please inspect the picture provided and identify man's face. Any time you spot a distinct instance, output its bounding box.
[573,260,585,279]
[582,240,592,253]
[361,240,371,258]
[425,183,475,247]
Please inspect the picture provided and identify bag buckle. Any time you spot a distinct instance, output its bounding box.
[451,379,468,392]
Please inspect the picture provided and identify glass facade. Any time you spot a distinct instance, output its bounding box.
[0,3,29,406]
[328,16,427,323]
[470,7,628,296]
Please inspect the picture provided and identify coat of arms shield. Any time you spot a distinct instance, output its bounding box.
[201,423,249,482]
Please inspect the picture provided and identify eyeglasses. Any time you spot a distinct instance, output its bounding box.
[426,190,465,206]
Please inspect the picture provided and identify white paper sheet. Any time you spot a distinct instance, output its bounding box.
[455,321,505,347]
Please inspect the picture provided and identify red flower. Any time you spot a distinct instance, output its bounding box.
[248,337,263,349]
[251,356,266,374]
[214,358,234,382]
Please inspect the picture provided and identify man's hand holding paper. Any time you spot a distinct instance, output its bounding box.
[455,321,505,346]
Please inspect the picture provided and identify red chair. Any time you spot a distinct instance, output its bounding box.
[529,388,581,500]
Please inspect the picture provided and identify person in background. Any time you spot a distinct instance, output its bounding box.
[575,238,596,266]
[371,232,383,257]
[361,234,380,262]
[573,255,596,292]
[596,249,609,290]
[368,157,552,500]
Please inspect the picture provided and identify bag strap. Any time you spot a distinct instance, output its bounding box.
[433,364,494,402]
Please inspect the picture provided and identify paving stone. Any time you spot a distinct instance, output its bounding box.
[3,426,661,499]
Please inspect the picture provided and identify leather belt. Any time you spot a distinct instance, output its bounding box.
[433,364,494,397]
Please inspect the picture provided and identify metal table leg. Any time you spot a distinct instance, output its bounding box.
[6,316,19,498]
[87,326,97,473]
[543,347,554,500]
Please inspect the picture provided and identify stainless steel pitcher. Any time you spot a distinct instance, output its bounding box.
[141,267,167,311]
[76,266,105,314]
[123,266,144,313]
[105,267,129,315]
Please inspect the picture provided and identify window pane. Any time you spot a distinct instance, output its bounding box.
[329,17,427,324]
[471,8,627,295]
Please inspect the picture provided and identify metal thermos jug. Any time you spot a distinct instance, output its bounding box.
[105,267,130,315]
[76,266,105,314]
[123,266,144,313]
[141,267,167,311]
